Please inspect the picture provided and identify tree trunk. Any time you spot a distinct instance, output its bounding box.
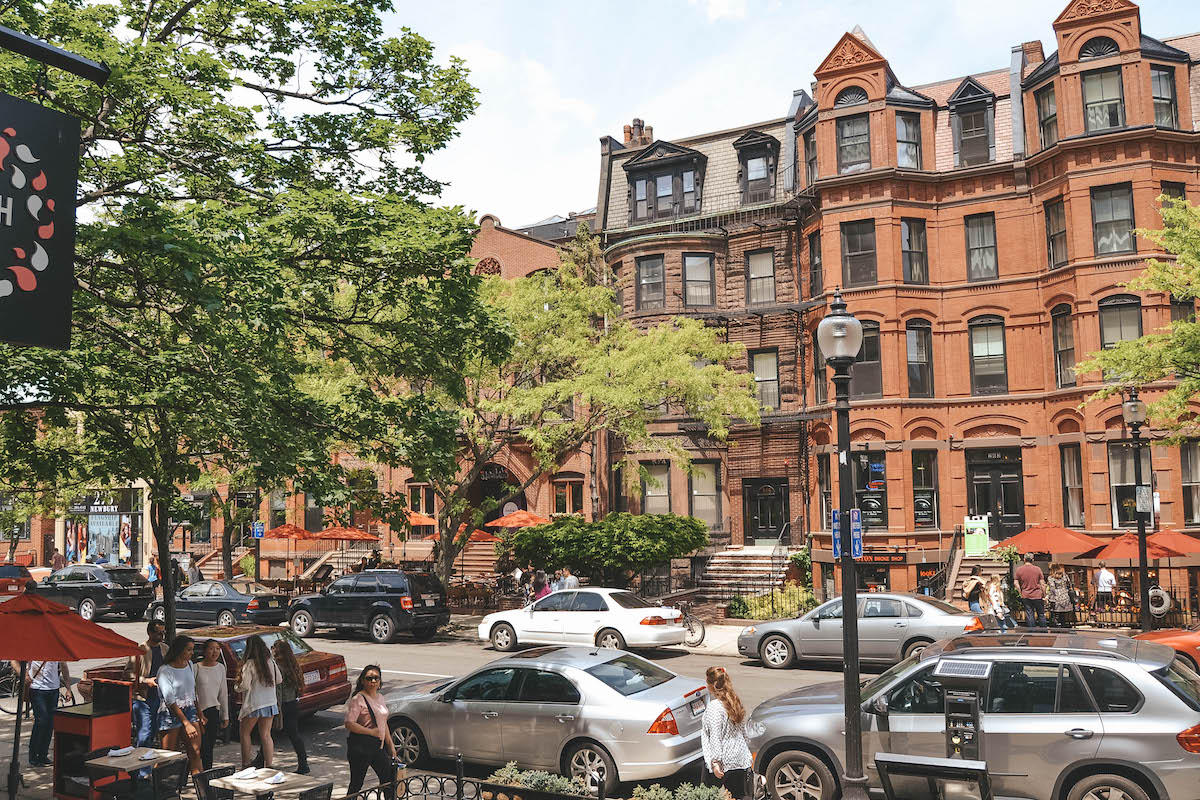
[150,494,177,639]
[6,531,18,565]
[589,430,601,521]
[220,494,235,580]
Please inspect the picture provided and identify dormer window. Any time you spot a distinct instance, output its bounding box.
[733,130,779,205]
[623,141,706,224]
[948,77,995,168]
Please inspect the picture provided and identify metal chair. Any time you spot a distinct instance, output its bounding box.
[298,784,334,800]
[194,766,234,800]
[150,757,190,800]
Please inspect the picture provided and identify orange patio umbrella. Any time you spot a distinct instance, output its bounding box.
[1147,529,1200,554]
[991,523,1105,555]
[403,508,437,527]
[1076,531,1187,561]
[424,525,501,543]
[262,523,314,540]
[484,509,550,529]
[314,526,380,542]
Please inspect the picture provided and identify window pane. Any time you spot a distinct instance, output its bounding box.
[1083,69,1124,132]
[747,157,768,181]
[684,254,713,306]
[1061,444,1084,527]
[748,250,776,305]
[958,108,989,166]
[1078,666,1141,713]
[842,220,877,287]
[1108,442,1152,527]
[986,662,1061,714]
[906,323,933,398]
[896,113,921,169]
[656,175,672,198]
[902,218,928,284]
[853,451,887,527]
[1037,86,1058,148]
[643,464,670,514]
[1152,67,1177,128]
[636,256,664,309]
[1046,199,1068,268]
[808,232,823,296]
[851,323,882,399]
[1100,301,1141,348]
[752,351,780,409]
[966,215,998,281]
[690,463,720,527]
[1053,310,1076,388]
[812,333,827,404]
[1184,443,1200,525]
[912,450,938,528]
[970,321,1007,394]
[837,114,870,174]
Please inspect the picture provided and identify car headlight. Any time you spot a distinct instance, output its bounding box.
[742,626,756,636]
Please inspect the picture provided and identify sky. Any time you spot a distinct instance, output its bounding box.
[387,0,1200,230]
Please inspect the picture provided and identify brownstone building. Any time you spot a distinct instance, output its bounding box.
[596,0,1200,605]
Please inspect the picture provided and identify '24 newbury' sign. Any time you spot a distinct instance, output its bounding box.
[0,92,78,349]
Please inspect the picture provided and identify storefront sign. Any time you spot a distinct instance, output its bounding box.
[858,552,906,564]
[68,489,141,515]
[0,93,79,349]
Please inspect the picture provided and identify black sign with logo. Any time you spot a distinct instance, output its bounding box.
[0,93,78,349]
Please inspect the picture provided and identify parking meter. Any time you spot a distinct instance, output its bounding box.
[933,659,992,760]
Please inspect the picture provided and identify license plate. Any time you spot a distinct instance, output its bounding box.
[690,698,705,716]
[424,599,434,607]
[128,589,138,595]
[266,600,277,608]
[303,671,320,686]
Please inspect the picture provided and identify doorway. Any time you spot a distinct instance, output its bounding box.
[966,449,1025,541]
[743,479,790,546]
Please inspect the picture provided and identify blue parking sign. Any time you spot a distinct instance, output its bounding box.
[252,521,265,539]
[831,510,841,559]
[850,508,863,559]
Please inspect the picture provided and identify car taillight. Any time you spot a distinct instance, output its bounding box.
[401,596,414,610]
[647,708,679,735]
[246,599,259,610]
[1179,724,1200,753]
[684,685,706,699]
[641,616,669,625]
[331,663,347,675]
[102,582,115,589]
[965,616,983,632]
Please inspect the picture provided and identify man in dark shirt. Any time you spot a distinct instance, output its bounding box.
[1014,553,1046,628]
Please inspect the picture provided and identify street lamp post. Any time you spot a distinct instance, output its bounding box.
[1122,387,1152,632]
[816,290,869,800]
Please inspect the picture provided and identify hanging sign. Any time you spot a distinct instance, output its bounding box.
[0,93,78,349]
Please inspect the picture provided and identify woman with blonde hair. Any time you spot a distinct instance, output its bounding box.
[702,666,753,800]
[987,575,1017,631]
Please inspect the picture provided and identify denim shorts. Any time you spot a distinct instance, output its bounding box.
[157,703,198,731]
[244,704,278,719]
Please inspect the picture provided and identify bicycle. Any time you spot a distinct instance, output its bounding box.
[677,600,706,647]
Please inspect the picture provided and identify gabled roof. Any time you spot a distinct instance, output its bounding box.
[814,30,888,76]
[621,139,707,172]
[1139,33,1190,62]
[731,130,780,150]
[1053,0,1137,28]
[914,68,1009,106]
[887,84,934,109]
[1022,32,1188,90]
[947,76,996,106]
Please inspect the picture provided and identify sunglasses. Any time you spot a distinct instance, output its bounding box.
[365,675,381,682]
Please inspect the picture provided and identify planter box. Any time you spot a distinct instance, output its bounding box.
[479,780,590,800]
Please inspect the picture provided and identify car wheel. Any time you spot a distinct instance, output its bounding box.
[290,610,315,638]
[151,604,166,622]
[564,740,617,796]
[389,717,428,767]
[596,628,626,650]
[126,607,146,621]
[766,749,836,800]
[1067,773,1151,800]
[903,639,932,660]
[217,610,236,627]
[410,626,436,643]
[490,623,518,652]
[77,598,96,621]
[369,614,395,644]
[760,635,795,669]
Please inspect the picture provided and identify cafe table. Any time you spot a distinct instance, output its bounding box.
[85,746,186,774]
[210,767,331,797]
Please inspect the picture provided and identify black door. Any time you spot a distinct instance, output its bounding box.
[346,574,379,628]
[967,450,1025,541]
[743,479,790,545]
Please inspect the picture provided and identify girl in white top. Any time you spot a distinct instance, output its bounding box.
[157,636,202,775]
[701,666,753,800]
[195,639,228,770]
[235,634,282,769]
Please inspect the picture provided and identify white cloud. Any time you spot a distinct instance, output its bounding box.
[688,0,748,22]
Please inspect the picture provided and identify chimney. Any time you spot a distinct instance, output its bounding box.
[644,124,653,141]
[1022,40,1044,66]
[631,118,644,141]
[623,124,633,143]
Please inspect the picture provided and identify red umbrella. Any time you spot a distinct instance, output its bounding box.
[991,523,1105,554]
[262,523,313,540]
[423,525,501,543]
[1147,529,1200,554]
[0,592,140,800]
[314,526,379,542]
[484,509,550,529]
[403,509,437,527]
[1076,532,1187,561]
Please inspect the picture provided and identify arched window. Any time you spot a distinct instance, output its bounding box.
[1099,294,1142,348]
[850,321,882,399]
[1051,304,1076,388]
[835,86,868,106]
[906,320,933,398]
[1079,36,1119,60]
[968,315,1007,395]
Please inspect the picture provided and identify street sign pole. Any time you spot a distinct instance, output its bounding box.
[251,519,264,582]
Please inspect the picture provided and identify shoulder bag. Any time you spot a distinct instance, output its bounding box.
[346,693,383,760]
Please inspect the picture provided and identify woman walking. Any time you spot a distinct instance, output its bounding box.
[236,635,281,769]
[531,570,550,601]
[962,566,987,614]
[271,639,310,774]
[987,576,1017,631]
[345,665,397,798]
[701,666,753,800]
[1047,563,1074,628]
[157,635,203,775]
[195,639,228,770]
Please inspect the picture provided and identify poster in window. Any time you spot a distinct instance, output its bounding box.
[89,514,118,562]
[64,519,77,562]
[914,489,937,527]
[119,515,132,563]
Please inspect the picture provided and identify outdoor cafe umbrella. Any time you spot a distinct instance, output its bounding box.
[314,526,380,542]
[991,523,1105,555]
[403,509,437,527]
[1145,530,1200,597]
[0,592,140,800]
[1076,531,1188,562]
[484,509,549,529]
[423,526,501,543]
[263,524,315,574]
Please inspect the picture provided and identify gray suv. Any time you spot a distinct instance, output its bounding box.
[749,631,1200,800]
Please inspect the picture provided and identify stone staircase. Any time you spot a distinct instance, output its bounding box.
[453,540,499,579]
[948,556,1009,608]
[696,548,789,604]
[298,547,372,580]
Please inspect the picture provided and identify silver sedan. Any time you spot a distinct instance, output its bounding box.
[737,592,995,668]
[383,646,707,793]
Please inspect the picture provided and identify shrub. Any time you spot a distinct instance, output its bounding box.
[725,595,750,618]
[237,552,255,577]
[633,783,729,800]
[727,585,816,620]
[485,763,590,797]
[788,546,812,587]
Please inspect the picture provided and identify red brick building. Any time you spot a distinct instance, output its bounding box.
[596,0,1200,605]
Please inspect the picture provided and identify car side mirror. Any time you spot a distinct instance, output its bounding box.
[438,692,455,703]
[865,695,889,716]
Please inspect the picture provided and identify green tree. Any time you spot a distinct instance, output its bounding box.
[403,228,760,586]
[1076,195,1200,432]
[0,0,502,635]
[504,513,709,588]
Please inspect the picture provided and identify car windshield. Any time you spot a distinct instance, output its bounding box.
[586,654,674,696]
[1157,659,1200,711]
[910,596,963,615]
[860,653,920,701]
[610,592,656,609]
[227,631,312,659]
[104,568,147,586]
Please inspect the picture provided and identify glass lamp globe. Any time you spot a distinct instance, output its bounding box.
[816,290,864,363]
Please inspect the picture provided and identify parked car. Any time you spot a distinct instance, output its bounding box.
[288,569,448,644]
[749,630,1200,800]
[149,580,289,627]
[36,564,153,621]
[0,563,32,595]
[737,592,993,668]
[1135,624,1200,671]
[479,588,686,651]
[79,625,351,717]
[384,646,706,794]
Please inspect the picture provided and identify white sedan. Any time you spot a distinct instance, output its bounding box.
[479,587,687,651]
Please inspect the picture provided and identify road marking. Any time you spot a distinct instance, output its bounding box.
[349,667,453,678]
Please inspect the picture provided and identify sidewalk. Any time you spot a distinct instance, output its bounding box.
[448,613,747,657]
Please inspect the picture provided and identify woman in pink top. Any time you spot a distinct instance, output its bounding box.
[345,665,397,798]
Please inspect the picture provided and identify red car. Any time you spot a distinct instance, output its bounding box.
[79,625,352,716]
[1135,625,1200,672]
[0,563,32,595]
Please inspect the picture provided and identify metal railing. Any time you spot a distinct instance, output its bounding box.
[343,760,612,800]
[926,526,963,600]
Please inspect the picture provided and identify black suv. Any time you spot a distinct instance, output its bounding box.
[38,565,153,621]
[288,570,449,644]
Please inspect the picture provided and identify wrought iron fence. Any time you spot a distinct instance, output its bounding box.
[343,763,607,800]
